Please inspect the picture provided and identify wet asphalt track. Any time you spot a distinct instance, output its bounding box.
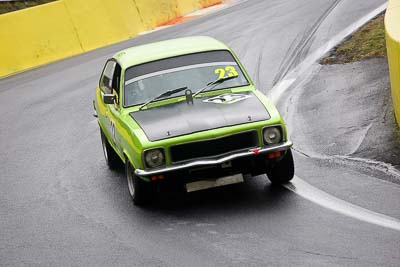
[1,0,399,266]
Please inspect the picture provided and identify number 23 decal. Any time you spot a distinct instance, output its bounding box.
[215,66,239,79]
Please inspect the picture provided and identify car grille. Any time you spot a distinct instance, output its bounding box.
[170,131,259,163]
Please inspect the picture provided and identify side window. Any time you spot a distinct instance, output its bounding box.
[112,63,122,94]
[100,60,116,94]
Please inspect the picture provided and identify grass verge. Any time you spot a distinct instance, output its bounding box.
[0,0,55,15]
[322,14,386,64]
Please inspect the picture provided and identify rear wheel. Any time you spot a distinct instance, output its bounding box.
[267,149,295,184]
[126,160,154,205]
[100,128,123,169]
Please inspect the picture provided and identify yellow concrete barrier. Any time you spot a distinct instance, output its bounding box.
[135,0,180,29]
[385,0,400,126]
[0,0,222,78]
[0,1,83,77]
[64,0,145,51]
[178,1,199,15]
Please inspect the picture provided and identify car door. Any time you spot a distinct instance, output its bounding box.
[98,60,117,147]
[107,62,123,155]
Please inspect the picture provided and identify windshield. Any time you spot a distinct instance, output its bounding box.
[123,51,249,107]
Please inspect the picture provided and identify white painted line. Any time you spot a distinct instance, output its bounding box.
[269,78,296,103]
[270,3,400,231]
[285,176,400,232]
[269,3,388,104]
[139,25,173,36]
[185,0,247,17]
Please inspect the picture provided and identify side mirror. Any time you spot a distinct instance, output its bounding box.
[103,94,115,104]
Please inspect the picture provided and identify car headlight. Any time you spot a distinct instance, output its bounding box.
[144,148,165,168]
[263,126,282,145]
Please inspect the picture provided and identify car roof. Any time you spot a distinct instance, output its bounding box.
[113,36,230,69]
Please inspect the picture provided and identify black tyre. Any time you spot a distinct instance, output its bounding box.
[267,149,295,184]
[126,160,154,205]
[100,128,123,170]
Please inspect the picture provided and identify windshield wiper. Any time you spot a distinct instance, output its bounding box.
[192,75,238,98]
[137,75,238,110]
[138,86,188,111]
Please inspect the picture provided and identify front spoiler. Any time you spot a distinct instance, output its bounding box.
[135,141,293,177]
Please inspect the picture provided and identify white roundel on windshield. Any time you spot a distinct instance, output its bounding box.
[203,93,251,104]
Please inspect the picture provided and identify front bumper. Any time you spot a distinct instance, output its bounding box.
[135,140,293,177]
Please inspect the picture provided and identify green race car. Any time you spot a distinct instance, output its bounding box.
[94,36,294,205]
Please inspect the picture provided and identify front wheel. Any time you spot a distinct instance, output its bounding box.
[267,149,295,184]
[126,160,154,206]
